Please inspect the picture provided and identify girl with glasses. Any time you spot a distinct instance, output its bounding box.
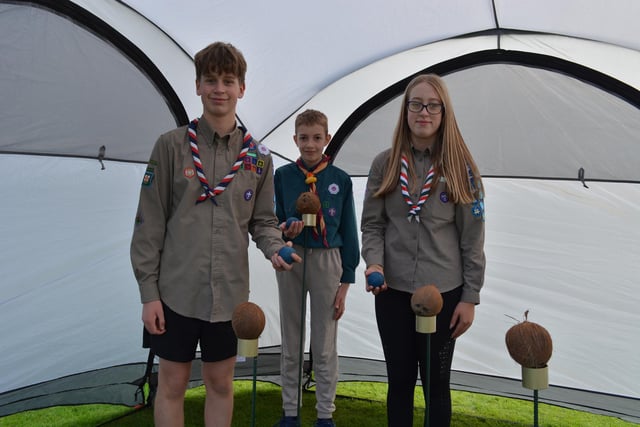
[361,74,486,427]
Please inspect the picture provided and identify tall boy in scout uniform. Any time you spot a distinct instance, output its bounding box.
[131,41,298,427]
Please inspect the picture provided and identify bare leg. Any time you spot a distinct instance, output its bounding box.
[154,358,191,427]
[202,356,236,427]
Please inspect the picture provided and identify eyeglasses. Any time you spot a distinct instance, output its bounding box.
[406,101,443,114]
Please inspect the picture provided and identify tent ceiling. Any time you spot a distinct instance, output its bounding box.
[2,0,637,183]
[58,0,639,143]
[113,0,640,140]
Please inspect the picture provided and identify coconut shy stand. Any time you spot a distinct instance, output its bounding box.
[232,302,266,427]
[411,284,443,427]
[505,310,553,427]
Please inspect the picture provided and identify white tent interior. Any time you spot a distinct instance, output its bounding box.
[1,0,639,422]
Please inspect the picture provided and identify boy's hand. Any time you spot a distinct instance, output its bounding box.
[142,300,166,335]
[333,283,350,320]
[280,219,304,240]
[271,242,302,271]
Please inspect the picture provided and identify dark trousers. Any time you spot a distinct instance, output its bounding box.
[375,286,462,427]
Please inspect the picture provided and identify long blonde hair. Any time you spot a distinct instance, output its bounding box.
[374,74,482,204]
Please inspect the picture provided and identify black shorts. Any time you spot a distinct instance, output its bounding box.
[147,302,237,363]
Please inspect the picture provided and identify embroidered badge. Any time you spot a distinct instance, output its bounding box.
[328,183,340,195]
[258,144,270,155]
[142,170,154,186]
[257,159,264,168]
[184,167,195,178]
[244,189,254,201]
[440,192,449,203]
[328,207,337,217]
[471,199,485,220]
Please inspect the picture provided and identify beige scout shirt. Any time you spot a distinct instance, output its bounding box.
[361,148,485,304]
[131,118,284,322]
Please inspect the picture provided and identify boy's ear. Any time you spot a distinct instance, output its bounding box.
[325,133,332,145]
[195,79,201,95]
[238,82,246,98]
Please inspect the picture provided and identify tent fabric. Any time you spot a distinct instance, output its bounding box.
[1,0,639,421]
[330,53,640,181]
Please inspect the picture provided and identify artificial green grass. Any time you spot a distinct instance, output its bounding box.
[0,381,636,426]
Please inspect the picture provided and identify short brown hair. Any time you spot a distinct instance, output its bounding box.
[194,42,247,84]
[295,109,328,135]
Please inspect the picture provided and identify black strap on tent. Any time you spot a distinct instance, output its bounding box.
[578,167,589,188]
[302,340,315,390]
[132,329,158,407]
[131,348,157,407]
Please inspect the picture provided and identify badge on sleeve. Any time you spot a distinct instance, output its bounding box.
[142,161,157,186]
[471,199,485,221]
[142,170,154,186]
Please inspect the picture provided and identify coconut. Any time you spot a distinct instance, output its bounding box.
[231,302,266,340]
[505,311,553,368]
[410,284,443,317]
[295,191,321,214]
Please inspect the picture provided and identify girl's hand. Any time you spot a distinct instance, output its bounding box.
[364,265,387,295]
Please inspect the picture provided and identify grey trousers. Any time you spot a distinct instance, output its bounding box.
[276,245,342,419]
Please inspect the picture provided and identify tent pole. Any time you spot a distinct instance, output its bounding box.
[533,389,539,427]
[424,332,431,427]
[296,228,310,424]
[251,355,258,427]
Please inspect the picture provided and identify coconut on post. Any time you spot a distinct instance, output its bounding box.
[296,191,321,227]
[505,310,553,390]
[232,302,266,358]
[411,284,443,333]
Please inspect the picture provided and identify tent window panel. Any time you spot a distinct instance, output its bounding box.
[335,64,640,182]
[0,4,176,162]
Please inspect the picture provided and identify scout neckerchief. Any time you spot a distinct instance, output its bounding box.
[296,155,330,247]
[400,154,435,222]
[188,118,253,205]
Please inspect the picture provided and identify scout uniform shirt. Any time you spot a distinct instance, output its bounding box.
[131,118,283,322]
[274,161,360,284]
[361,147,485,304]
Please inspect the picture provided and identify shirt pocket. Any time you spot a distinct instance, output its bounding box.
[321,193,341,228]
[230,168,261,218]
[426,189,455,223]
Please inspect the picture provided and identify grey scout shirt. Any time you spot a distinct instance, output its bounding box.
[361,148,485,304]
[130,118,284,322]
